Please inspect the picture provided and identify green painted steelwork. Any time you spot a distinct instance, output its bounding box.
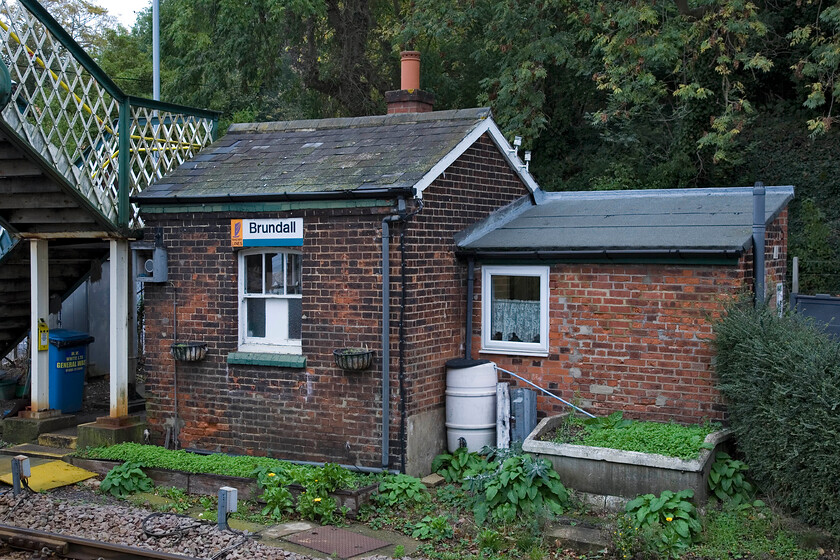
[0,61,11,109]
[118,98,130,229]
[126,95,219,122]
[11,0,220,231]
[140,199,393,214]
[19,0,123,99]
[227,352,307,368]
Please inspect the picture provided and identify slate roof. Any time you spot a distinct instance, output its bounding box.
[456,186,794,257]
[135,108,523,202]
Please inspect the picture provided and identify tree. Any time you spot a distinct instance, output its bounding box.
[41,0,119,54]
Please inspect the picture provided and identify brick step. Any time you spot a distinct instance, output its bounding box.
[37,432,77,450]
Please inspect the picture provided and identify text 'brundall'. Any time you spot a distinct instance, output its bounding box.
[249,221,296,234]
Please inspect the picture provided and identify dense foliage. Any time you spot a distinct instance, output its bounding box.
[713,303,840,536]
[38,0,840,293]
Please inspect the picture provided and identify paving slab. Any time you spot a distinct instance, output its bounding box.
[263,521,316,539]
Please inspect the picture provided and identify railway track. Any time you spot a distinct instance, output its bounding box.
[0,522,203,560]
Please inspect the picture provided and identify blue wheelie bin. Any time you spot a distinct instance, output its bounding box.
[48,329,94,413]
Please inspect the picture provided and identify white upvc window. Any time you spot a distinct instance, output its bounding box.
[481,265,549,356]
[238,249,302,353]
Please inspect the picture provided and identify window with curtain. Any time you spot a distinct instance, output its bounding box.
[481,265,549,355]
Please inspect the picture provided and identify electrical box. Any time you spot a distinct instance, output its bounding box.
[219,486,238,513]
[510,388,537,444]
[13,455,30,477]
[131,241,168,283]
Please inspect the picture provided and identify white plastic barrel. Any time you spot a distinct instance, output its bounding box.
[445,359,497,452]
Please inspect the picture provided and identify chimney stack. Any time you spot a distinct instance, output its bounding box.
[385,51,435,114]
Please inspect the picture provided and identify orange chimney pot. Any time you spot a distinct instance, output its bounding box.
[400,51,421,91]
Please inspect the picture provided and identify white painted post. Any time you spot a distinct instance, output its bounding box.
[110,239,129,418]
[29,239,50,412]
[496,382,510,449]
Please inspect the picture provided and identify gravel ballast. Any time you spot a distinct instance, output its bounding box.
[0,488,422,560]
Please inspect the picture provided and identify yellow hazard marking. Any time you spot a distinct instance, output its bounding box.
[0,460,96,492]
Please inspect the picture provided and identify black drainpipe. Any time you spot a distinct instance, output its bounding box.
[398,226,408,473]
[397,199,423,473]
[752,181,766,308]
[465,258,475,358]
[381,197,424,471]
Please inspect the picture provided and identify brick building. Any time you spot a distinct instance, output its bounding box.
[133,63,792,475]
[457,187,791,424]
[134,106,537,475]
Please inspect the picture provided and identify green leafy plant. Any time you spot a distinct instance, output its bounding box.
[431,447,486,483]
[583,410,634,430]
[393,544,405,558]
[624,489,701,556]
[708,452,759,506]
[198,495,218,522]
[296,492,345,524]
[374,474,429,507]
[99,461,154,498]
[466,452,569,525]
[254,468,295,520]
[411,514,454,541]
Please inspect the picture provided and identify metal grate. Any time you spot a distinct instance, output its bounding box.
[284,526,389,559]
[0,0,216,230]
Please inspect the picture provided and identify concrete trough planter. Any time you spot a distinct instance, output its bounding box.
[67,457,377,517]
[522,414,732,510]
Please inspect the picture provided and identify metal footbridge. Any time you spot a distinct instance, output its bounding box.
[0,0,217,416]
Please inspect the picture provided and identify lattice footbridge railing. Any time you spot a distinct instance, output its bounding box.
[0,0,218,235]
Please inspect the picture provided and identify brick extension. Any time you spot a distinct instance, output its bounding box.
[475,210,788,424]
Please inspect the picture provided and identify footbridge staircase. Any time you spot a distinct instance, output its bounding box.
[0,0,217,364]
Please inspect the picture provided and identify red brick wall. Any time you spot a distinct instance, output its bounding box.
[471,212,789,425]
[140,132,532,467]
[402,134,531,416]
[142,206,395,464]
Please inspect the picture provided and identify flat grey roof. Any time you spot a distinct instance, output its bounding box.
[457,186,794,256]
[134,108,494,202]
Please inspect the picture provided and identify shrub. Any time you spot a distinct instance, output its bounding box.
[431,447,486,482]
[465,450,569,525]
[100,461,153,498]
[374,474,429,507]
[624,489,702,557]
[713,303,840,535]
[708,452,758,506]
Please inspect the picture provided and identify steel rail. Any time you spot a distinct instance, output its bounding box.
[0,523,203,560]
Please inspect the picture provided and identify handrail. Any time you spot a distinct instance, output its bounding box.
[0,0,220,231]
[495,365,596,418]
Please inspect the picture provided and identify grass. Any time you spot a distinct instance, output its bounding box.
[551,412,720,460]
[691,503,821,560]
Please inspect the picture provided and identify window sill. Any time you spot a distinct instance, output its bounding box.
[479,348,549,358]
[227,352,307,368]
